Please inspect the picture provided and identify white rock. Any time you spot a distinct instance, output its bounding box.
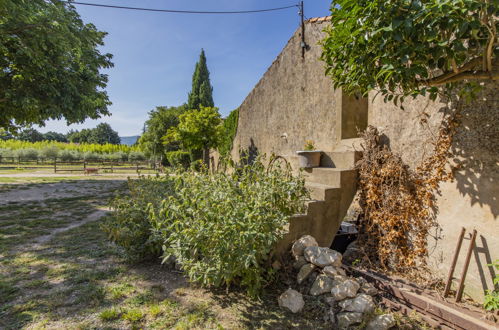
[303,246,342,268]
[278,288,304,313]
[310,274,335,296]
[366,314,396,330]
[336,312,363,329]
[323,265,339,277]
[338,294,375,314]
[291,235,318,258]
[293,256,308,270]
[297,263,315,284]
[360,282,378,296]
[331,279,360,301]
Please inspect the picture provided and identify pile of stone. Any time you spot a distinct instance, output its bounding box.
[278,235,395,330]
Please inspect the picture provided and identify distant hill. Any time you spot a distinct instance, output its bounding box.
[120,135,140,146]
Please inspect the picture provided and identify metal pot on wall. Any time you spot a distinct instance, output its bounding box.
[296,150,322,168]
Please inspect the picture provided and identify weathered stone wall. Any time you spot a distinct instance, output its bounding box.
[232,18,498,302]
[368,84,499,302]
[231,20,339,162]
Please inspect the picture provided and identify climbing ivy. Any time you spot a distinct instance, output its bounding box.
[218,108,239,157]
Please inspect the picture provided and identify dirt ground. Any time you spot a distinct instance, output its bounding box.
[0,177,332,330]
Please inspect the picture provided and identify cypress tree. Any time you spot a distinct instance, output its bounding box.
[187,49,214,110]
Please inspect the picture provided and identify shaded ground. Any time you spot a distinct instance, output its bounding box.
[0,178,329,329]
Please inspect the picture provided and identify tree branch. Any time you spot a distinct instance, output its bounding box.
[427,70,499,86]
[423,57,483,85]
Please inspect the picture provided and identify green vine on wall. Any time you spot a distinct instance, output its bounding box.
[219,108,239,156]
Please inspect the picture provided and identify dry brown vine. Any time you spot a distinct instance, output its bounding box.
[355,112,459,271]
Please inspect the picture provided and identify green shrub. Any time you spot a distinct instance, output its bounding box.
[41,146,59,159]
[99,308,120,321]
[84,151,102,161]
[166,151,190,168]
[104,156,308,295]
[219,108,238,156]
[106,151,128,162]
[101,175,176,262]
[16,148,39,160]
[190,159,204,172]
[484,259,499,311]
[129,151,146,162]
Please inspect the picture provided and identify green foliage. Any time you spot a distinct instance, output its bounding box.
[304,140,315,151]
[0,139,138,155]
[166,151,191,168]
[105,156,308,295]
[99,308,120,321]
[40,146,59,159]
[187,49,214,110]
[218,109,239,157]
[165,106,223,152]
[0,0,113,132]
[66,123,120,145]
[138,105,186,160]
[15,148,38,160]
[17,128,44,142]
[484,259,499,311]
[102,176,176,262]
[128,151,146,162]
[321,0,498,102]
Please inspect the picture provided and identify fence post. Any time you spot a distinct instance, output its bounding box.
[83,160,86,170]
[54,158,57,173]
[136,163,139,173]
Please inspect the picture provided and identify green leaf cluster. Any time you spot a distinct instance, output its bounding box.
[484,259,499,311]
[0,0,114,131]
[166,150,191,168]
[103,156,309,295]
[137,105,186,161]
[321,0,497,102]
[187,49,214,110]
[218,109,239,157]
[165,106,223,152]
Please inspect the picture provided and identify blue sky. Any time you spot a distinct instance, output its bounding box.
[38,0,331,136]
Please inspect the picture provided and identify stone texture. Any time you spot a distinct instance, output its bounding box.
[292,235,318,258]
[293,256,308,270]
[297,263,315,284]
[323,265,339,277]
[336,312,363,329]
[304,246,342,268]
[366,314,396,330]
[278,288,304,313]
[360,282,378,296]
[338,294,375,314]
[330,279,360,301]
[310,274,335,296]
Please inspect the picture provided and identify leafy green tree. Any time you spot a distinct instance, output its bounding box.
[219,109,239,157]
[165,106,222,166]
[321,0,498,102]
[67,129,93,144]
[43,131,68,142]
[18,128,44,142]
[187,49,214,110]
[138,105,186,161]
[0,0,113,132]
[0,129,13,141]
[88,123,120,145]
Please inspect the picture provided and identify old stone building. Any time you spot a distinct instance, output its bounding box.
[229,16,498,302]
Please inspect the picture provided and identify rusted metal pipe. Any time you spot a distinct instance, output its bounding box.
[443,227,466,297]
[455,229,477,302]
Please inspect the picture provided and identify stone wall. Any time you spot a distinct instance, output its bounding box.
[231,19,340,163]
[231,18,498,302]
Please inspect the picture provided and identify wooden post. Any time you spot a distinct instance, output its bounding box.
[443,227,466,297]
[136,162,139,173]
[455,229,477,302]
[83,160,86,170]
[111,163,113,173]
[54,158,57,173]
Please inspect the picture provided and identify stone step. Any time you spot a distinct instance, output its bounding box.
[305,182,341,201]
[304,168,356,187]
[321,151,362,169]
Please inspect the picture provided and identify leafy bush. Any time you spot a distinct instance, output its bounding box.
[16,148,39,160]
[166,151,190,168]
[101,175,176,262]
[104,156,308,295]
[83,151,102,161]
[218,108,238,156]
[484,260,499,311]
[59,149,77,161]
[40,146,59,159]
[106,151,128,162]
[128,151,146,162]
